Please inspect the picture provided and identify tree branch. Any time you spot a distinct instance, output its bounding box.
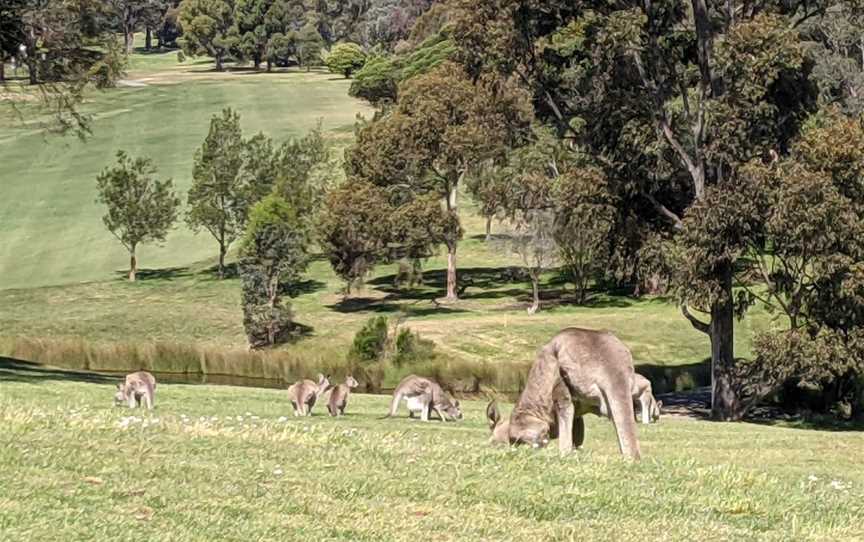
[643,192,684,230]
[681,304,711,334]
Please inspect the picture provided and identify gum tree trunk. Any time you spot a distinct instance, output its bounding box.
[709,262,741,420]
[129,250,137,282]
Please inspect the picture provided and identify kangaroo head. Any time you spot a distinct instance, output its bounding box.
[345,375,359,388]
[508,414,551,448]
[114,383,128,406]
[437,396,463,420]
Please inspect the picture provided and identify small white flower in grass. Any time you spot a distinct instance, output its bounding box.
[273,468,283,476]
[245,412,252,416]
[251,415,260,420]
[278,416,288,423]
[808,475,819,482]
[830,480,846,490]
[236,416,244,422]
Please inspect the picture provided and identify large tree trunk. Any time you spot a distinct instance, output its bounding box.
[266,59,272,72]
[129,251,137,282]
[145,27,152,51]
[485,216,492,242]
[527,272,540,314]
[709,261,741,420]
[218,241,226,279]
[0,59,5,82]
[125,29,135,54]
[445,247,458,300]
[215,54,224,72]
[444,182,460,300]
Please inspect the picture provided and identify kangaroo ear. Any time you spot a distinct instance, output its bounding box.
[657,400,663,409]
[486,400,500,427]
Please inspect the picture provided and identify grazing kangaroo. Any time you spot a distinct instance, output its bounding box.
[598,374,662,424]
[384,375,463,421]
[114,371,156,410]
[327,376,359,417]
[632,374,662,424]
[508,328,641,459]
[287,374,331,416]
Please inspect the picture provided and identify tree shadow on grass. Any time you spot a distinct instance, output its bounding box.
[0,357,115,385]
[326,295,467,316]
[114,266,193,281]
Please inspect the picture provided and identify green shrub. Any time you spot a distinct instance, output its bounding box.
[394,328,436,365]
[348,316,389,363]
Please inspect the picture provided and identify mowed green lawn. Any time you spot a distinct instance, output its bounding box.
[1,369,862,541]
[0,50,372,290]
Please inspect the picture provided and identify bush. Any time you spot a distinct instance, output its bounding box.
[325,42,367,78]
[394,328,435,365]
[349,55,399,104]
[348,316,389,363]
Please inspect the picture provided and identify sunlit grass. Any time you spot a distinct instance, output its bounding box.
[0,374,861,541]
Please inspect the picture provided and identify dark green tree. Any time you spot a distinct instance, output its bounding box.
[179,0,237,71]
[296,22,325,70]
[240,195,311,348]
[95,151,180,281]
[186,108,247,278]
[450,0,826,419]
[325,42,366,77]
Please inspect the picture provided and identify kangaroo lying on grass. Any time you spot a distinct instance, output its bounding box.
[114,371,156,410]
[327,376,359,417]
[506,328,642,459]
[384,375,463,421]
[287,374,331,416]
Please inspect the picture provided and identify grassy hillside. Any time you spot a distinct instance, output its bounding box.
[0,49,372,290]
[0,366,862,541]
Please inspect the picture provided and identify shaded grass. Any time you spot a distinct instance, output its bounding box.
[0,374,862,540]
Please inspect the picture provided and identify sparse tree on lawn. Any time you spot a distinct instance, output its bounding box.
[186,108,247,278]
[96,151,180,281]
[508,209,558,314]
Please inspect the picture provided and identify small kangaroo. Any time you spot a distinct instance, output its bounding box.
[508,328,641,459]
[287,374,331,416]
[114,371,156,410]
[598,374,662,424]
[327,375,359,417]
[384,375,463,422]
[632,374,662,424]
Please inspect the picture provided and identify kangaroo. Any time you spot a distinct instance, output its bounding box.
[327,375,359,417]
[114,371,156,410]
[598,374,662,424]
[384,375,463,422]
[287,374,331,416]
[507,328,641,459]
[487,378,598,446]
[632,374,662,424]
